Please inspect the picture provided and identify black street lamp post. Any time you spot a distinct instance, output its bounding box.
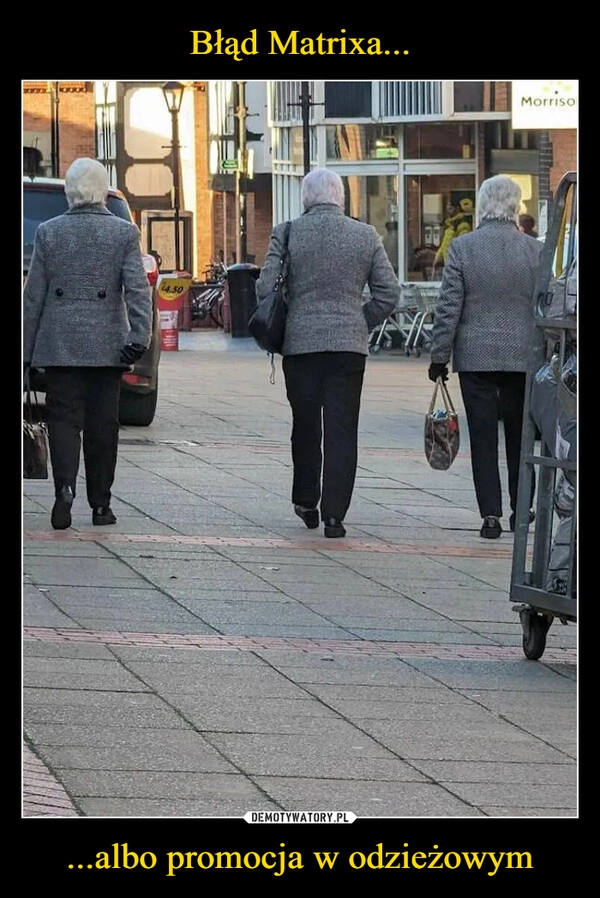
[48,81,60,178]
[162,81,185,271]
[288,82,323,176]
[234,81,248,263]
[300,81,310,175]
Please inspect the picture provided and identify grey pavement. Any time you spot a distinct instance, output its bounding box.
[22,330,577,826]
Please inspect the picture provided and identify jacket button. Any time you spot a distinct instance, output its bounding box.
[98,290,106,298]
[55,288,64,296]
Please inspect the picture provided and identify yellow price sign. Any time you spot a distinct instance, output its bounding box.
[157,275,192,302]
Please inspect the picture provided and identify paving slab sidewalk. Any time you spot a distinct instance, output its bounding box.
[22,332,577,829]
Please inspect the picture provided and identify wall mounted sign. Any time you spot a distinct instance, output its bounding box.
[511,81,578,130]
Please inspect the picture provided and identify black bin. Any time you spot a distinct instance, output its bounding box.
[227,263,260,338]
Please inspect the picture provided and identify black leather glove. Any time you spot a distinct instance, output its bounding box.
[120,343,147,365]
[428,362,449,383]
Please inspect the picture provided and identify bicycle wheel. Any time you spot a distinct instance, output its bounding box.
[191,285,214,321]
[209,289,225,328]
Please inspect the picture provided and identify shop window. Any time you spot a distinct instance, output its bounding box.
[405,123,475,160]
[405,174,476,282]
[326,124,398,161]
[454,82,485,112]
[339,174,399,271]
[324,82,371,118]
[454,82,511,112]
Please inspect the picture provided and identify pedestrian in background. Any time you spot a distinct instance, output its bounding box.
[518,213,539,238]
[23,157,152,530]
[428,175,543,538]
[433,198,474,273]
[255,168,399,538]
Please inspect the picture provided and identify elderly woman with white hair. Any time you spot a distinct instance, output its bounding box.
[23,157,152,530]
[428,175,543,539]
[256,168,399,538]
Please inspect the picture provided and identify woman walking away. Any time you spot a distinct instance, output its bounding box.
[23,157,152,530]
[428,175,543,539]
[256,168,399,538]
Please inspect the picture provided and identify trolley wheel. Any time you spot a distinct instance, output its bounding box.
[520,609,552,660]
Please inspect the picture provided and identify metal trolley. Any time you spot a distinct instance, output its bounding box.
[368,283,440,356]
[402,283,439,357]
[510,172,577,660]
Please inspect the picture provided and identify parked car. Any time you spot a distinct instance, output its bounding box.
[23,176,161,426]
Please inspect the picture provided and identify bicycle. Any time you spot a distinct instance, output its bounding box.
[190,262,228,328]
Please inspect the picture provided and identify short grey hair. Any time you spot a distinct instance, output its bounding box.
[477,175,522,223]
[64,157,110,208]
[301,168,345,211]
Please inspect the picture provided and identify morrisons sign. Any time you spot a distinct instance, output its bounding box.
[511,81,578,129]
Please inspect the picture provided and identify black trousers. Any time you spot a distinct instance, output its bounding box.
[45,367,123,508]
[458,370,534,519]
[282,352,366,522]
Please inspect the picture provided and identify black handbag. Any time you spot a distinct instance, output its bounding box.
[248,221,291,355]
[23,372,49,480]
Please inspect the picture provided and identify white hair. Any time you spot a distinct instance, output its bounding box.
[301,168,345,211]
[477,175,522,223]
[64,157,109,208]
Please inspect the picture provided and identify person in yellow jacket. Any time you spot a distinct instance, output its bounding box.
[434,198,473,270]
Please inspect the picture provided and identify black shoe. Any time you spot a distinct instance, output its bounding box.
[324,517,346,538]
[480,515,502,539]
[294,504,319,529]
[509,509,536,532]
[51,486,74,530]
[92,507,117,526]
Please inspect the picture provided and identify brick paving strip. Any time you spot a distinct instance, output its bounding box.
[22,627,575,663]
[22,742,80,817]
[23,529,515,558]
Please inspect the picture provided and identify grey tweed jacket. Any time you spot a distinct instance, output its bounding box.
[23,204,152,367]
[255,204,399,356]
[430,220,544,372]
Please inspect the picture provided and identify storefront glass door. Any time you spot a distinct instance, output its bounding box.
[404,174,476,282]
